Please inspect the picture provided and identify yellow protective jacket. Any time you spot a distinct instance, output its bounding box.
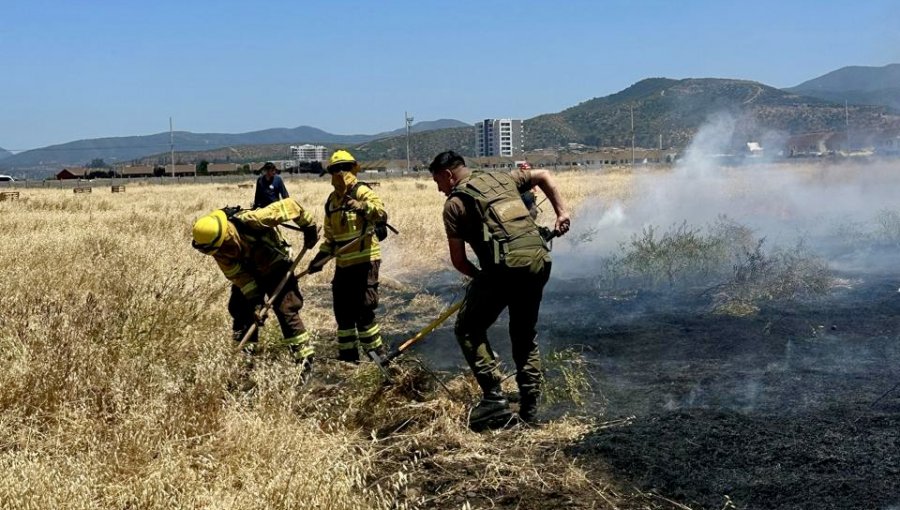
[212,198,314,300]
[319,182,386,267]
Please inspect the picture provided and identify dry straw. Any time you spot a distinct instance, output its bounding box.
[0,170,644,509]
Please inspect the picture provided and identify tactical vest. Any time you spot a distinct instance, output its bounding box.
[450,171,549,272]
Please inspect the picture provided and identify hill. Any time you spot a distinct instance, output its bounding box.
[351,126,475,164]
[372,119,469,138]
[131,126,476,168]
[0,121,468,174]
[786,63,900,110]
[0,147,11,160]
[131,78,900,164]
[9,74,900,176]
[523,77,900,150]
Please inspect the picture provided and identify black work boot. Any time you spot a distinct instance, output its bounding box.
[337,348,360,364]
[468,389,513,431]
[517,394,540,426]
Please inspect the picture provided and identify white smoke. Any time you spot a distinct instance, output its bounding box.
[552,111,900,279]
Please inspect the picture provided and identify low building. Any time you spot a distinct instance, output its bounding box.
[500,148,678,169]
[250,161,292,172]
[785,132,845,157]
[358,159,408,172]
[173,164,195,176]
[207,163,239,175]
[56,167,88,180]
[119,166,155,178]
[469,156,517,169]
[874,129,900,156]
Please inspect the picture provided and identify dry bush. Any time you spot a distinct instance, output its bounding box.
[873,208,900,246]
[710,239,832,316]
[0,171,633,509]
[597,215,832,315]
[542,347,596,408]
[599,215,752,290]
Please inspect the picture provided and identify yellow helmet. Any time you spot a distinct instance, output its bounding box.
[191,210,228,253]
[327,149,359,173]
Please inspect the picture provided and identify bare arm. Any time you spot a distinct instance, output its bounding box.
[448,238,479,278]
[528,169,571,235]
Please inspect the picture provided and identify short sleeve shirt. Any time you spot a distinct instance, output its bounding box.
[443,169,533,242]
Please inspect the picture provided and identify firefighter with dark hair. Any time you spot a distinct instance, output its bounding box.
[307,150,388,362]
[191,198,319,373]
[428,150,570,429]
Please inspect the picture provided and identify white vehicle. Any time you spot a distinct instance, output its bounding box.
[0,175,15,182]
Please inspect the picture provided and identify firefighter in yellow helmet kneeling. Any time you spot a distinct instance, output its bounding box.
[307,150,388,363]
[192,198,319,374]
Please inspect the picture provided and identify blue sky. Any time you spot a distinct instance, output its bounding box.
[1,0,898,151]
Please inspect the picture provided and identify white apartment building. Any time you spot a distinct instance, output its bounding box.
[290,144,328,162]
[475,119,524,157]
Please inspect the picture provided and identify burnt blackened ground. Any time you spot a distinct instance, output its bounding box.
[573,409,900,510]
[543,274,900,509]
[389,270,900,509]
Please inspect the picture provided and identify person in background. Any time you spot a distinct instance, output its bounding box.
[428,150,570,429]
[253,162,290,208]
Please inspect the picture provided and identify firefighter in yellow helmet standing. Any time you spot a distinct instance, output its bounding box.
[307,150,387,362]
[192,198,319,372]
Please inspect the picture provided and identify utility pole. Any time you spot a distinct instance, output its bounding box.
[405,111,414,173]
[630,105,635,167]
[170,117,175,178]
[845,100,850,152]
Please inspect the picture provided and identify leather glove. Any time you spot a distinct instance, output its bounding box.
[301,224,319,249]
[344,198,367,213]
[306,251,330,274]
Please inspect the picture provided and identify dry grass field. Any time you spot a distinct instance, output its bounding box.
[4,163,899,509]
[0,170,642,509]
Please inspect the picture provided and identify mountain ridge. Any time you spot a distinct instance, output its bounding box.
[0,120,468,171]
[788,63,900,92]
[785,63,900,110]
[522,76,893,150]
[123,77,900,169]
[6,65,900,178]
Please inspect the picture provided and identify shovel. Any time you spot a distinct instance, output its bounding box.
[368,299,463,381]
